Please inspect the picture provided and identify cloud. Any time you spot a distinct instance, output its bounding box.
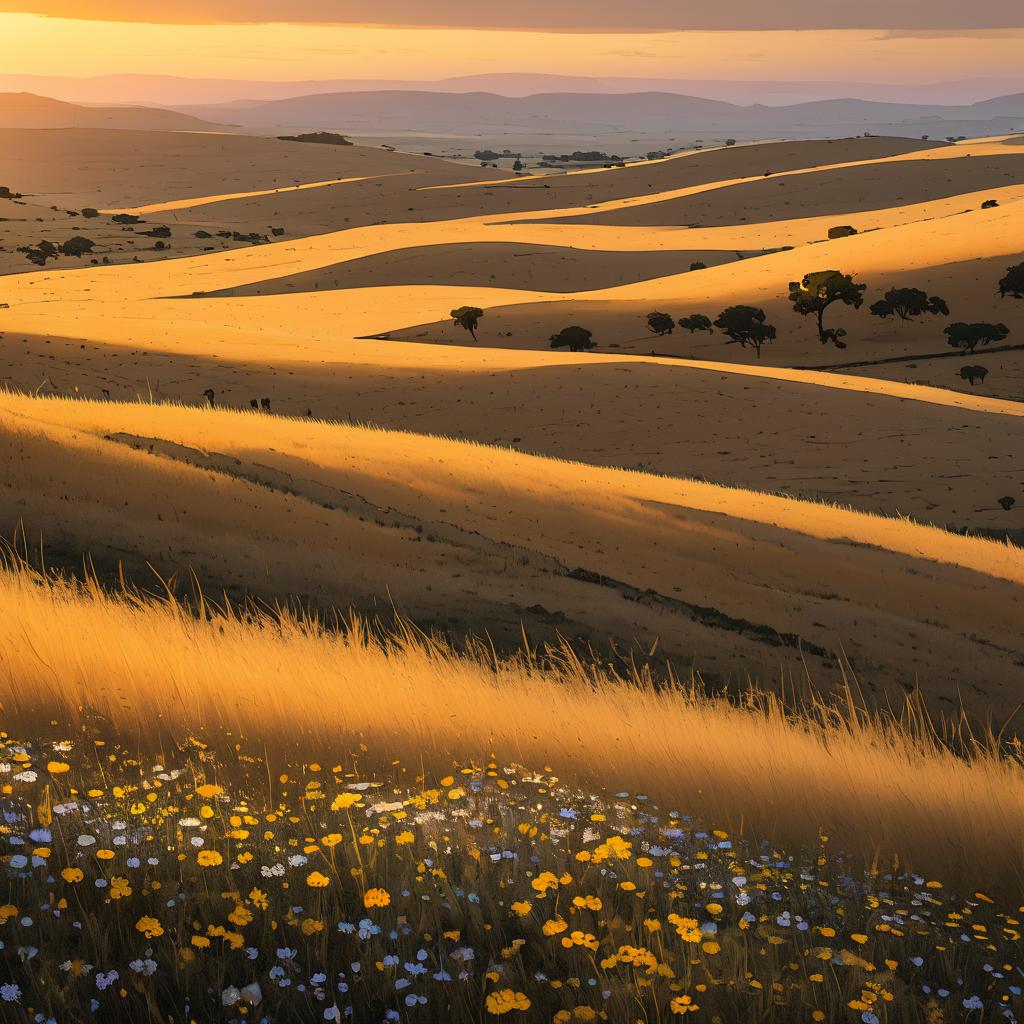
[5,0,1022,30]
[880,27,1024,38]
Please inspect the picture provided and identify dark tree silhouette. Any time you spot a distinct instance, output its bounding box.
[678,314,714,334]
[58,236,95,258]
[869,287,949,321]
[944,322,1009,355]
[451,306,484,341]
[788,270,866,349]
[827,225,858,239]
[646,311,675,336]
[999,263,1024,299]
[689,262,707,271]
[549,326,596,352]
[959,365,988,386]
[713,306,776,359]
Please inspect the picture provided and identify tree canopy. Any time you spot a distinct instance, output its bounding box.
[788,270,866,348]
[646,311,675,336]
[549,326,596,352]
[869,287,949,321]
[999,263,1024,299]
[678,314,713,334]
[944,322,1009,355]
[713,306,776,358]
[451,306,484,341]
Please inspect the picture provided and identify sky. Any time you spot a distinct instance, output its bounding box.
[0,7,1023,84]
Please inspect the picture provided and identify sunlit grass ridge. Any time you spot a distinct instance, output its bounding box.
[2,562,1023,891]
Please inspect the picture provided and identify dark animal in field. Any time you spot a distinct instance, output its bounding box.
[250,398,259,409]
[203,388,215,407]
[260,398,271,412]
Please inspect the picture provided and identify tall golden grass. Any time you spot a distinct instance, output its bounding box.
[2,561,1022,891]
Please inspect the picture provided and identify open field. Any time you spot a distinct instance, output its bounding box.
[2,117,1024,1021]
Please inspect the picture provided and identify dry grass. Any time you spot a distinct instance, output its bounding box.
[2,561,1023,891]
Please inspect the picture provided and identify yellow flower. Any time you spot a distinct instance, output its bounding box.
[670,995,700,1015]
[486,989,531,1014]
[96,849,115,861]
[592,835,632,863]
[248,888,268,909]
[667,914,703,943]
[395,830,415,845]
[61,867,84,883]
[47,761,71,774]
[331,793,361,810]
[322,833,343,848]
[197,850,223,867]
[364,888,391,908]
[572,895,602,911]
[110,876,132,900]
[307,871,330,888]
[0,905,18,924]
[850,933,868,945]
[136,915,164,939]
[301,918,325,935]
[228,904,253,927]
[542,917,568,936]
[560,930,599,951]
[191,935,211,949]
[701,940,721,955]
[196,784,222,798]
[531,871,560,894]
[510,901,533,917]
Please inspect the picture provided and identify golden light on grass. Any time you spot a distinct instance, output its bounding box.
[2,559,1023,890]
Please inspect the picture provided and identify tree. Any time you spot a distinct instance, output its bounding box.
[827,225,858,239]
[959,365,988,386]
[451,306,484,341]
[512,159,523,172]
[944,322,1009,355]
[869,287,949,321]
[549,326,595,352]
[678,314,713,334]
[58,236,95,257]
[999,262,1024,299]
[689,261,706,271]
[713,306,776,359]
[646,311,675,336]
[788,270,866,349]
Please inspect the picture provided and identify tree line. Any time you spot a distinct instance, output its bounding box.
[450,262,1023,364]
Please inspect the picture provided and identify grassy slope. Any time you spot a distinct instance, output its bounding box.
[2,391,1022,712]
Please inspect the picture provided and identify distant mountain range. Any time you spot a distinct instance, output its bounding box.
[2,73,1024,107]
[0,93,222,132]
[4,88,1022,149]
[172,89,1024,143]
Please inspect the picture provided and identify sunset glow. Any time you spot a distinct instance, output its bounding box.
[2,13,1024,82]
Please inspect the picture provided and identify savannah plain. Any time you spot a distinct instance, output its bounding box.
[1,96,1024,1023]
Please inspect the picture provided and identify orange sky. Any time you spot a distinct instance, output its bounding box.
[2,14,1024,83]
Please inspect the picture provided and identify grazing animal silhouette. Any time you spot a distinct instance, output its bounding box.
[203,388,215,407]
[250,398,259,409]
[260,398,271,412]
[101,388,111,400]
[959,365,988,386]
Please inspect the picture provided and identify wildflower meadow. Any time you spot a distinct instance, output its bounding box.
[2,730,1022,1023]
